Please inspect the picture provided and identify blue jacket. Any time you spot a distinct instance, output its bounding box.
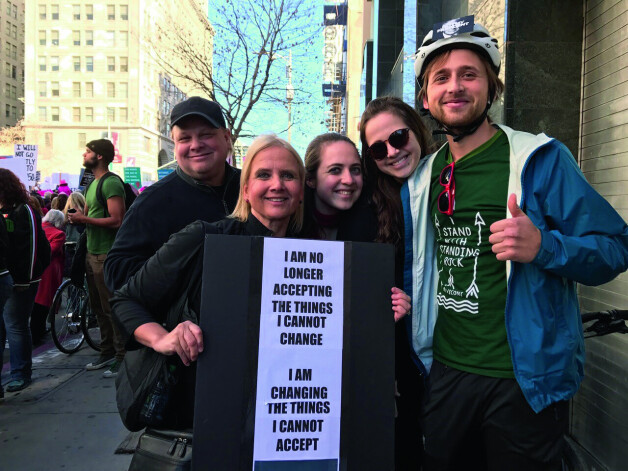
[401,125,628,413]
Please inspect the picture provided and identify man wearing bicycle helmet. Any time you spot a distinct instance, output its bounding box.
[403,16,628,469]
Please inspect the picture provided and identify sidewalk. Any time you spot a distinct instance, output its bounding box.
[0,339,133,471]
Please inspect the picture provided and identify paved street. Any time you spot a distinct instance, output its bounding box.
[1,340,133,471]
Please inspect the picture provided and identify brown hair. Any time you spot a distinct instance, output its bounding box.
[359,97,433,246]
[231,134,305,232]
[0,168,29,208]
[418,48,504,105]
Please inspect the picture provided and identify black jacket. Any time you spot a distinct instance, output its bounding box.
[2,204,51,286]
[110,215,274,430]
[111,215,273,350]
[104,164,240,291]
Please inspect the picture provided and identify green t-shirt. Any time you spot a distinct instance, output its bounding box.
[85,175,125,254]
[429,130,514,378]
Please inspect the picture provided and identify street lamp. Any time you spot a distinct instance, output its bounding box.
[257,49,294,143]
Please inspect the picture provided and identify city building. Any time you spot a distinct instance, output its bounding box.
[322,2,347,134]
[1,0,24,129]
[23,0,213,185]
[347,1,628,468]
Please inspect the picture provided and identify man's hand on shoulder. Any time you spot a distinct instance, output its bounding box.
[489,193,541,263]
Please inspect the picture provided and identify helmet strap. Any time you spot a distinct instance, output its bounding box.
[430,100,492,143]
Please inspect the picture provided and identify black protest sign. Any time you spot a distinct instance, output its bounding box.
[194,236,395,470]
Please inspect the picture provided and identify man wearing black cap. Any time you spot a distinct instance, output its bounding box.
[68,139,126,377]
[104,97,240,293]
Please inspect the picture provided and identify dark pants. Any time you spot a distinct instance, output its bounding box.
[423,360,568,471]
[85,252,125,361]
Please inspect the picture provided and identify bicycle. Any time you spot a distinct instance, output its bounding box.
[562,309,628,471]
[48,278,101,354]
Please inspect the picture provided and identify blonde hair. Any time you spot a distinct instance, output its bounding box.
[63,192,86,220]
[231,134,305,233]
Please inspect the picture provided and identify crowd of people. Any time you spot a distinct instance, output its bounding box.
[2,18,628,470]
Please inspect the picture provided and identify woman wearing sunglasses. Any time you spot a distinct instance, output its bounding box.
[359,97,433,470]
[300,132,410,323]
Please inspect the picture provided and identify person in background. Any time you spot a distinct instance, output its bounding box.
[67,139,126,378]
[0,215,12,399]
[63,192,87,244]
[31,209,66,345]
[0,169,50,393]
[51,193,68,211]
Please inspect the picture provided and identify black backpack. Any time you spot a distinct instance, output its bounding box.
[85,171,137,216]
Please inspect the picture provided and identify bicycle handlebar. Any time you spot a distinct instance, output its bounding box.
[581,310,628,337]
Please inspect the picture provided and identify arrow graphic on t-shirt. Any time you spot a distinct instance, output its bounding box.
[466,256,479,298]
[475,212,485,245]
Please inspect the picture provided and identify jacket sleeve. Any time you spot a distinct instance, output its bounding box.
[527,142,628,285]
[7,204,38,286]
[110,221,207,349]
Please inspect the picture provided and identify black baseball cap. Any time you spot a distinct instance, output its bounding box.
[170,96,226,129]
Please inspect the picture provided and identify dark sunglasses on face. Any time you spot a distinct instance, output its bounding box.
[438,161,455,216]
[366,128,411,161]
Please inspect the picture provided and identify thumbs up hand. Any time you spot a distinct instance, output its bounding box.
[489,193,541,263]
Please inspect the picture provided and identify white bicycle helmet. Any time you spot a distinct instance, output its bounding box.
[414,22,501,87]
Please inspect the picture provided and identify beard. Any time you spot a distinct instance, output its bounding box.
[431,102,487,132]
[83,157,98,170]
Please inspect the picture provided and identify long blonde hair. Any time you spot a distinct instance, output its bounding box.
[63,192,86,221]
[231,134,305,232]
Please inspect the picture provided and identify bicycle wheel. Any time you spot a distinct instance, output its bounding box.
[49,279,86,354]
[81,296,101,352]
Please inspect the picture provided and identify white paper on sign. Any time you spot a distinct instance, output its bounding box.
[253,238,344,468]
[0,158,29,188]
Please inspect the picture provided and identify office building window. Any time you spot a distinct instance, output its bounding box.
[5,83,10,99]
[107,4,115,20]
[73,56,81,71]
[85,107,93,122]
[73,4,80,20]
[86,4,93,20]
[6,104,11,118]
[107,82,115,98]
[120,107,128,122]
[51,81,59,97]
[73,107,81,122]
[11,24,17,39]
[107,107,115,122]
[144,136,151,153]
[73,82,81,97]
[4,41,10,57]
[4,62,9,77]
[119,82,128,98]
[51,30,59,46]
[11,64,16,79]
[107,56,115,72]
[45,132,53,147]
[38,56,46,72]
[39,30,46,46]
[11,44,16,60]
[121,5,128,20]
[86,56,93,72]
[11,85,16,100]
[51,107,59,121]
[78,133,86,148]
[39,106,47,121]
[11,3,16,19]
[105,30,114,48]
[39,4,46,20]
[51,56,59,72]
[38,81,46,97]
[119,31,128,48]
[73,30,80,46]
[86,82,93,97]
[86,30,93,46]
[120,57,128,72]
[51,4,59,20]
